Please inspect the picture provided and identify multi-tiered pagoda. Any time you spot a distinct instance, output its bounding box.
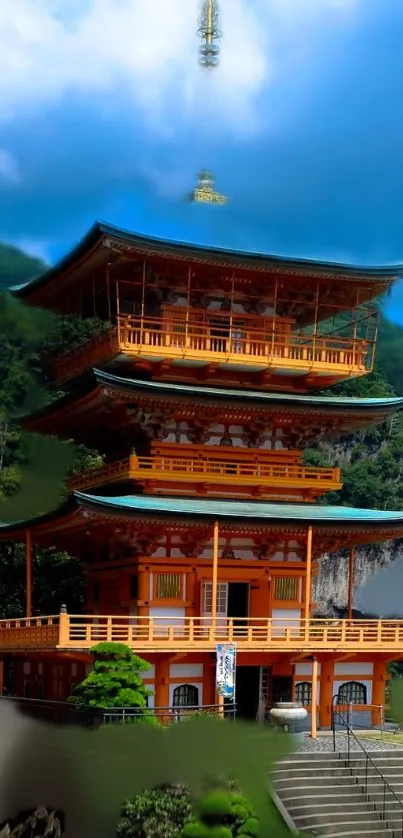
[2,221,403,729]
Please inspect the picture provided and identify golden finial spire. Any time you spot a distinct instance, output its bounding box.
[197,0,222,68]
[190,170,228,204]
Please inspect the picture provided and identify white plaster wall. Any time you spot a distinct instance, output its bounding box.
[170,664,203,678]
[295,663,322,676]
[272,609,301,629]
[149,606,185,632]
[333,680,373,704]
[334,662,374,675]
[143,665,155,679]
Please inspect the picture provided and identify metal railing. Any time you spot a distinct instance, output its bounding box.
[0,695,236,726]
[331,698,403,835]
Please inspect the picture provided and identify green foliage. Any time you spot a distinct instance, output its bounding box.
[117,785,193,838]
[183,786,256,838]
[0,242,46,288]
[117,783,258,838]
[69,642,155,716]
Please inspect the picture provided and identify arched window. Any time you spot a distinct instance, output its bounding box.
[173,684,199,708]
[295,681,312,706]
[337,681,367,705]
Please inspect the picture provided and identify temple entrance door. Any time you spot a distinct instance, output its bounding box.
[227,583,249,627]
[235,666,260,720]
[271,676,293,705]
[202,582,228,629]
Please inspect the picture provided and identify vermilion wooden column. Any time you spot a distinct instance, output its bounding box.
[347,547,355,621]
[319,658,334,729]
[211,521,219,632]
[155,658,170,722]
[304,526,313,621]
[26,529,32,619]
[372,658,386,727]
[311,657,318,738]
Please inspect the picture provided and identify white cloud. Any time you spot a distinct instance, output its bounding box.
[0,148,20,183]
[0,0,359,137]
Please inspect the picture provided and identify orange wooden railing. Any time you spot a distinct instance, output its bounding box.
[117,314,373,372]
[1,614,403,653]
[67,454,342,493]
[47,313,374,387]
[0,616,60,650]
[50,328,119,386]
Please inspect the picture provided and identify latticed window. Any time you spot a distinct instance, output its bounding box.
[156,573,181,599]
[274,576,298,601]
[295,681,312,706]
[173,684,199,707]
[337,681,367,705]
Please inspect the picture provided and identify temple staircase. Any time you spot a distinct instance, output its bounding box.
[273,748,403,838]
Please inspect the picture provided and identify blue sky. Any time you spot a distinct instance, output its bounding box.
[2,0,403,320]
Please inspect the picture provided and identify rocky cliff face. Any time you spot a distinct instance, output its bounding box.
[313,539,403,616]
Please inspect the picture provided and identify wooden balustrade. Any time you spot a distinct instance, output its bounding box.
[0,616,60,650]
[67,454,342,494]
[50,328,118,386]
[1,614,403,653]
[47,314,374,387]
[117,314,372,374]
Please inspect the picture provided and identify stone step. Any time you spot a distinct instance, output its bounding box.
[275,775,360,790]
[296,811,386,828]
[312,826,393,838]
[278,785,366,802]
[273,766,355,779]
[287,800,378,815]
[322,829,394,838]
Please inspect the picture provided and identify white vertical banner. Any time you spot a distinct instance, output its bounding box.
[216,644,236,700]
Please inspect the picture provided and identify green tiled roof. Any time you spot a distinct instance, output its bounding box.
[94,370,403,413]
[11,220,403,298]
[75,493,403,526]
[2,492,403,536]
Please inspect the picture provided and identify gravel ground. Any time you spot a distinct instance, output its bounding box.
[297,733,403,752]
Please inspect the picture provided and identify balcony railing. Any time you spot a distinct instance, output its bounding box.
[0,616,60,650]
[117,314,372,377]
[50,328,118,387]
[47,311,374,387]
[67,454,342,498]
[1,614,403,653]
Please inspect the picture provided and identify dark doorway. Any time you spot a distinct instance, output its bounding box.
[272,676,293,704]
[227,583,249,624]
[235,666,260,720]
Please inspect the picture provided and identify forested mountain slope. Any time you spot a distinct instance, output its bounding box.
[1,241,403,616]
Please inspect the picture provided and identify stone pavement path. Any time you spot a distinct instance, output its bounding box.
[297,733,403,752]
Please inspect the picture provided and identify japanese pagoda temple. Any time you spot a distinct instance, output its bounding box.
[2,220,403,729]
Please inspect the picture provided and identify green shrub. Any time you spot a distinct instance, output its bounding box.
[182,787,256,838]
[236,817,260,837]
[68,642,156,721]
[181,822,210,838]
[117,785,192,838]
[198,791,233,821]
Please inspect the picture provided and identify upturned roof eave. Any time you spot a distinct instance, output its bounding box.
[10,219,403,301]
